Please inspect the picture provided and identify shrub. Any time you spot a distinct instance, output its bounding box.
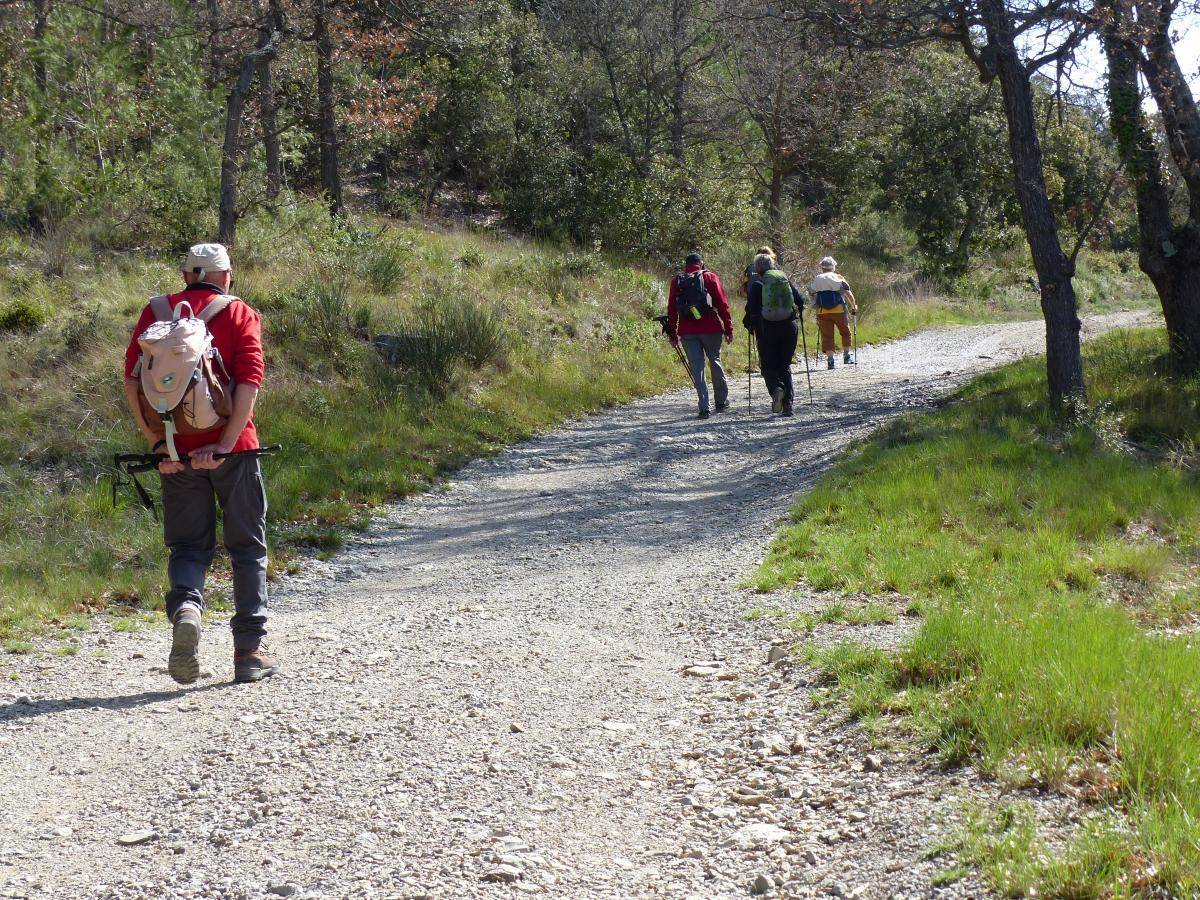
[458,247,486,270]
[851,210,908,262]
[361,241,412,293]
[605,315,657,352]
[438,303,510,369]
[378,324,460,400]
[60,314,91,355]
[34,221,78,277]
[291,278,363,361]
[0,298,48,333]
[379,301,510,400]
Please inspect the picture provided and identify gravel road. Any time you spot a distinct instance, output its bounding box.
[0,312,1152,900]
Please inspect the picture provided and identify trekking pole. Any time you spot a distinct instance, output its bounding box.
[653,315,697,391]
[112,445,282,519]
[747,327,753,415]
[850,310,858,365]
[798,307,814,406]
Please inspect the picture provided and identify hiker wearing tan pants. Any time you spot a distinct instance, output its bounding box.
[817,311,853,356]
[808,256,858,369]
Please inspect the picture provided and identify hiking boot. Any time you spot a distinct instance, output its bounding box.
[168,605,202,685]
[844,351,853,365]
[234,645,279,684]
[771,387,784,414]
[781,404,794,417]
[714,401,729,413]
[827,356,836,370]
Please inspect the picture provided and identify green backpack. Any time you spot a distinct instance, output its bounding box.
[760,269,794,322]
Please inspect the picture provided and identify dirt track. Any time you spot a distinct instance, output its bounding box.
[0,312,1151,899]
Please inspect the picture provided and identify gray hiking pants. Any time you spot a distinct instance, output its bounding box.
[682,333,729,414]
[160,455,268,649]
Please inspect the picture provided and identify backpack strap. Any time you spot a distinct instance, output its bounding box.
[197,294,234,324]
[149,295,172,322]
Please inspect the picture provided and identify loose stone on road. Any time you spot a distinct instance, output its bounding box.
[0,314,1149,898]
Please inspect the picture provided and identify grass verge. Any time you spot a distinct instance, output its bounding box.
[756,327,1200,894]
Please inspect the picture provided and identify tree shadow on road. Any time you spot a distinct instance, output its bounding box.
[0,680,237,724]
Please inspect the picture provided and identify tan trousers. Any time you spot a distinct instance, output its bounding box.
[817,312,852,355]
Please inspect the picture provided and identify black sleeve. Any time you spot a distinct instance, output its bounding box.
[743,281,764,332]
[791,284,805,310]
[747,281,764,317]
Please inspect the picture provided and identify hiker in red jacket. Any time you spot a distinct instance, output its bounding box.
[667,251,734,419]
[123,243,278,686]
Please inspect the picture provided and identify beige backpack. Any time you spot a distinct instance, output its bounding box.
[133,295,234,461]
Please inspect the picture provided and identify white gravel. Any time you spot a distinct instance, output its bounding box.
[0,312,1153,899]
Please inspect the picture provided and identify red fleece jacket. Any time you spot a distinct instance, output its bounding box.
[667,265,734,340]
[124,284,263,454]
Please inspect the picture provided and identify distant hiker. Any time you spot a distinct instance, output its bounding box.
[745,253,806,416]
[123,243,278,686]
[739,245,777,300]
[667,251,734,419]
[808,256,858,369]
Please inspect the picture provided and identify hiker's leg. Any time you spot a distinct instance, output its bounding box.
[759,324,783,395]
[682,336,710,413]
[835,312,852,350]
[160,468,217,621]
[212,456,269,650]
[780,320,799,404]
[702,333,729,408]
[818,315,837,355]
[753,328,772,388]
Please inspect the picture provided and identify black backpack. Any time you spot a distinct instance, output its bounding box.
[676,270,711,320]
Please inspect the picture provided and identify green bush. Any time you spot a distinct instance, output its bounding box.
[362,241,413,293]
[458,247,486,270]
[382,301,511,400]
[439,303,510,370]
[850,210,909,262]
[292,278,359,362]
[0,298,48,333]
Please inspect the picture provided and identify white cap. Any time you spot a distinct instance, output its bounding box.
[184,243,232,275]
[819,256,837,271]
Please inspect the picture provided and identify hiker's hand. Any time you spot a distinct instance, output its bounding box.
[189,442,231,470]
[669,336,679,348]
[158,458,185,476]
[725,333,733,345]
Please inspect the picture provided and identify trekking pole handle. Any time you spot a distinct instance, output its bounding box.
[115,445,282,473]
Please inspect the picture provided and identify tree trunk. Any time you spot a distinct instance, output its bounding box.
[768,155,783,225]
[600,46,644,176]
[1136,12,1200,210]
[980,0,1083,405]
[32,0,48,93]
[206,0,225,89]
[218,24,282,244]
[314,0,343,217]
[954,200,979,272]
[668,0,688,166]
[259,55,282,200]
[1106,17,1200,372]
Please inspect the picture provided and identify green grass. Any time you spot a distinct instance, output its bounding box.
[758,328,1200,894]
[786,600,900,632]
[928,803,1136,898]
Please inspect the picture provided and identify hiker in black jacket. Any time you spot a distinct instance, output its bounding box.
[744,253,805,417]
